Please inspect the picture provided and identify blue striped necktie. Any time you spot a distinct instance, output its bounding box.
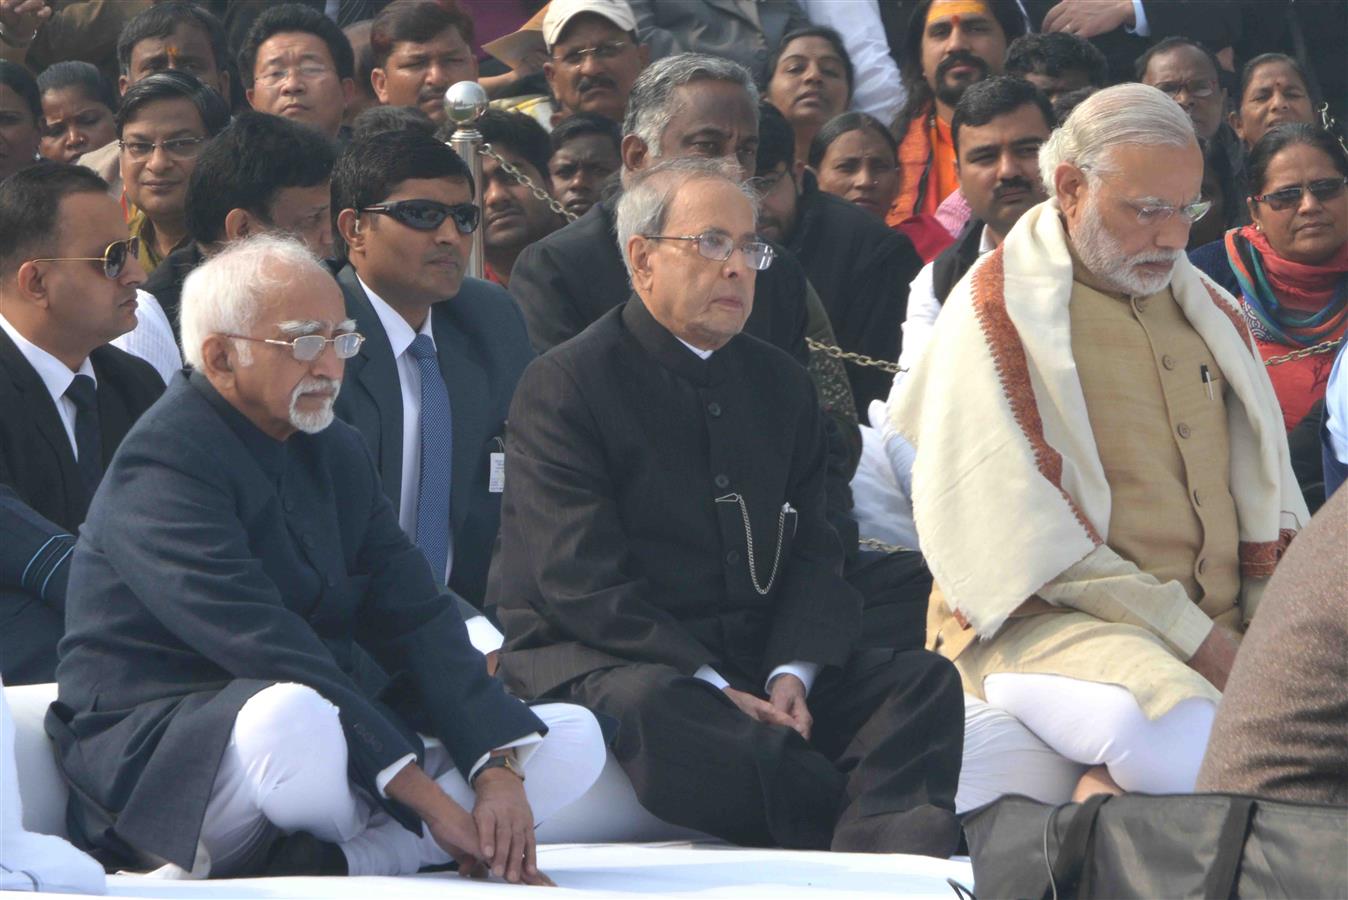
[407,334,453,581]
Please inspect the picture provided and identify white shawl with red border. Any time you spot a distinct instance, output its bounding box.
[890,200,1307,639]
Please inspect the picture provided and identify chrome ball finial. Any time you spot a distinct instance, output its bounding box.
[444,80,489,126]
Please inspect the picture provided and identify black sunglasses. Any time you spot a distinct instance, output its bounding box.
[359,199,480,234]
[31,236,140,280]
[1251,177,1348,212]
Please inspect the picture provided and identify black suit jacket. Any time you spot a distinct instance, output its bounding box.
[47,371,543,870]
[787,176,923,410]
[508,199,809,364]
[491,298,862,698]
[0,330,162,605]
[332,264,535,611]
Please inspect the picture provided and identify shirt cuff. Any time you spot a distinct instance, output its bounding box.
[375,753,418,797]
[767,661,819,697]
[465,615,504,654]
[1168,603,1215,660]
[1126,0,1149,35]
[694,664,729,690]
[468,732,544,783]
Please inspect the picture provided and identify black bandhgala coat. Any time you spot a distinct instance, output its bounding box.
[47,372,543,870]
[490,298,862,698]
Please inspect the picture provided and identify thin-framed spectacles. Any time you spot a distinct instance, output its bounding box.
[1081,166,1212,225]
[642,231,776,271]
[360,199,480,234]
[554,40,629,68]
[118,136,208,160]
[225,331,365,361]
[257,62,334,87]
[1250,176,1348,212]
[1152,78,1216,99]
[31,236,140,279]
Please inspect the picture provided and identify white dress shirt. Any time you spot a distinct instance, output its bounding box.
[1325,346,1348,468]
[675,338,819,697]
[0,313,95,456]
[896,225,997,376]
[110,290,182,385]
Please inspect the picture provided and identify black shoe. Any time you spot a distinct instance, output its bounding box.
[830,804,960,857]
[249,832,349,877]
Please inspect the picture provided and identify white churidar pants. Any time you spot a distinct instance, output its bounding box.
[955,693,1086,812]
[195,682,605,877]
[983,672,1216,794]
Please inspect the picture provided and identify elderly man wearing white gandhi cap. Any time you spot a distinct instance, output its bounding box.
[894,82,1307,801]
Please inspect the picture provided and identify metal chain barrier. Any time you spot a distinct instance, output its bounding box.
[806,338,906,374]
[478,142,577,222]
[1262,337,1343,366]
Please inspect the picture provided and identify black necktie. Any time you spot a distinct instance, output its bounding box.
[64,374,103,497]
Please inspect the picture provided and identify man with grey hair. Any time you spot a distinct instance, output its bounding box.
[509,52,809,357]
[491,158,964,856]
[46,234,606,881]
[511,53,923,672]
[892,83,1307,800]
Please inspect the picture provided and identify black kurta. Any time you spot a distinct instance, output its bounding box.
[47,372,543,870]
[492,298,859,694]
[490,300,963,852]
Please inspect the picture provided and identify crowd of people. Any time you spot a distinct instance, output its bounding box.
[0,0,1344,889]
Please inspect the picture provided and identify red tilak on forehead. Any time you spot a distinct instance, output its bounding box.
[952,14,961,27]
[166,45,180,66]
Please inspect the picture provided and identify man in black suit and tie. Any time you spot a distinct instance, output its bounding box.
[492,159,964,856]
[0,163,162,684]
[330,128,534,655]
[46,235,604,881]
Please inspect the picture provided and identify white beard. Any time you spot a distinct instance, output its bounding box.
[1073,194,1182,297]
[288,376,341,434]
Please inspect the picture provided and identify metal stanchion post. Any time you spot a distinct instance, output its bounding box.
[444,80,489,279]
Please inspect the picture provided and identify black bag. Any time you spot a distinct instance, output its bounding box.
[957,792,1348,899]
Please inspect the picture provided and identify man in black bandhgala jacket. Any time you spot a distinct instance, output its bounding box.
[490,159,963,856]
[46,236,603,882]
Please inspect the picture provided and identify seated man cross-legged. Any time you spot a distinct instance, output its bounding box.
[491,158,964,856]
[893,84,1308,799]
[45,236,605,881]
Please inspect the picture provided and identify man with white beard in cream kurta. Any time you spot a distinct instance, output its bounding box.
[892,83,1308,801]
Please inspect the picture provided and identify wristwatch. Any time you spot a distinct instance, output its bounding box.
[472,750,524,785]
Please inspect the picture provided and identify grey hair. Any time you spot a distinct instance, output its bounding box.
[180,234,327,369]
[615,156,759,280]
[1038,82,1197,198]
[622,53,758,156]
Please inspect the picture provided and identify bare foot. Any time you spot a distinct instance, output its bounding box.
[1072,765,1123,802]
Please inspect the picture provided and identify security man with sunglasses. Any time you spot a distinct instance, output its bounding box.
[330,127,535,663]
[490,158,964,856]
[0,163,162,684]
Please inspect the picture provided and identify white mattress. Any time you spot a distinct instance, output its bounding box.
[6,843,975,899]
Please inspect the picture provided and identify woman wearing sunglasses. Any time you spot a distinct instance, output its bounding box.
[1190,123,1348,506]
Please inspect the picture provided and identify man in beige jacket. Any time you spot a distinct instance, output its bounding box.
[893,83,1307,801]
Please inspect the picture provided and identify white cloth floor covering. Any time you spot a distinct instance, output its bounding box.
[0,677,105,894]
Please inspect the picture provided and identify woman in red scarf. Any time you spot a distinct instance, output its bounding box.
[1190,123,1348,434]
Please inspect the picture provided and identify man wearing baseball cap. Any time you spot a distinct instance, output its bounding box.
[542,0,648,126]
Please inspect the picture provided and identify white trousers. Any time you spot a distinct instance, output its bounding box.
[196,682,605,877]
[955,694,1086,812]
[983,672,1216,795]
